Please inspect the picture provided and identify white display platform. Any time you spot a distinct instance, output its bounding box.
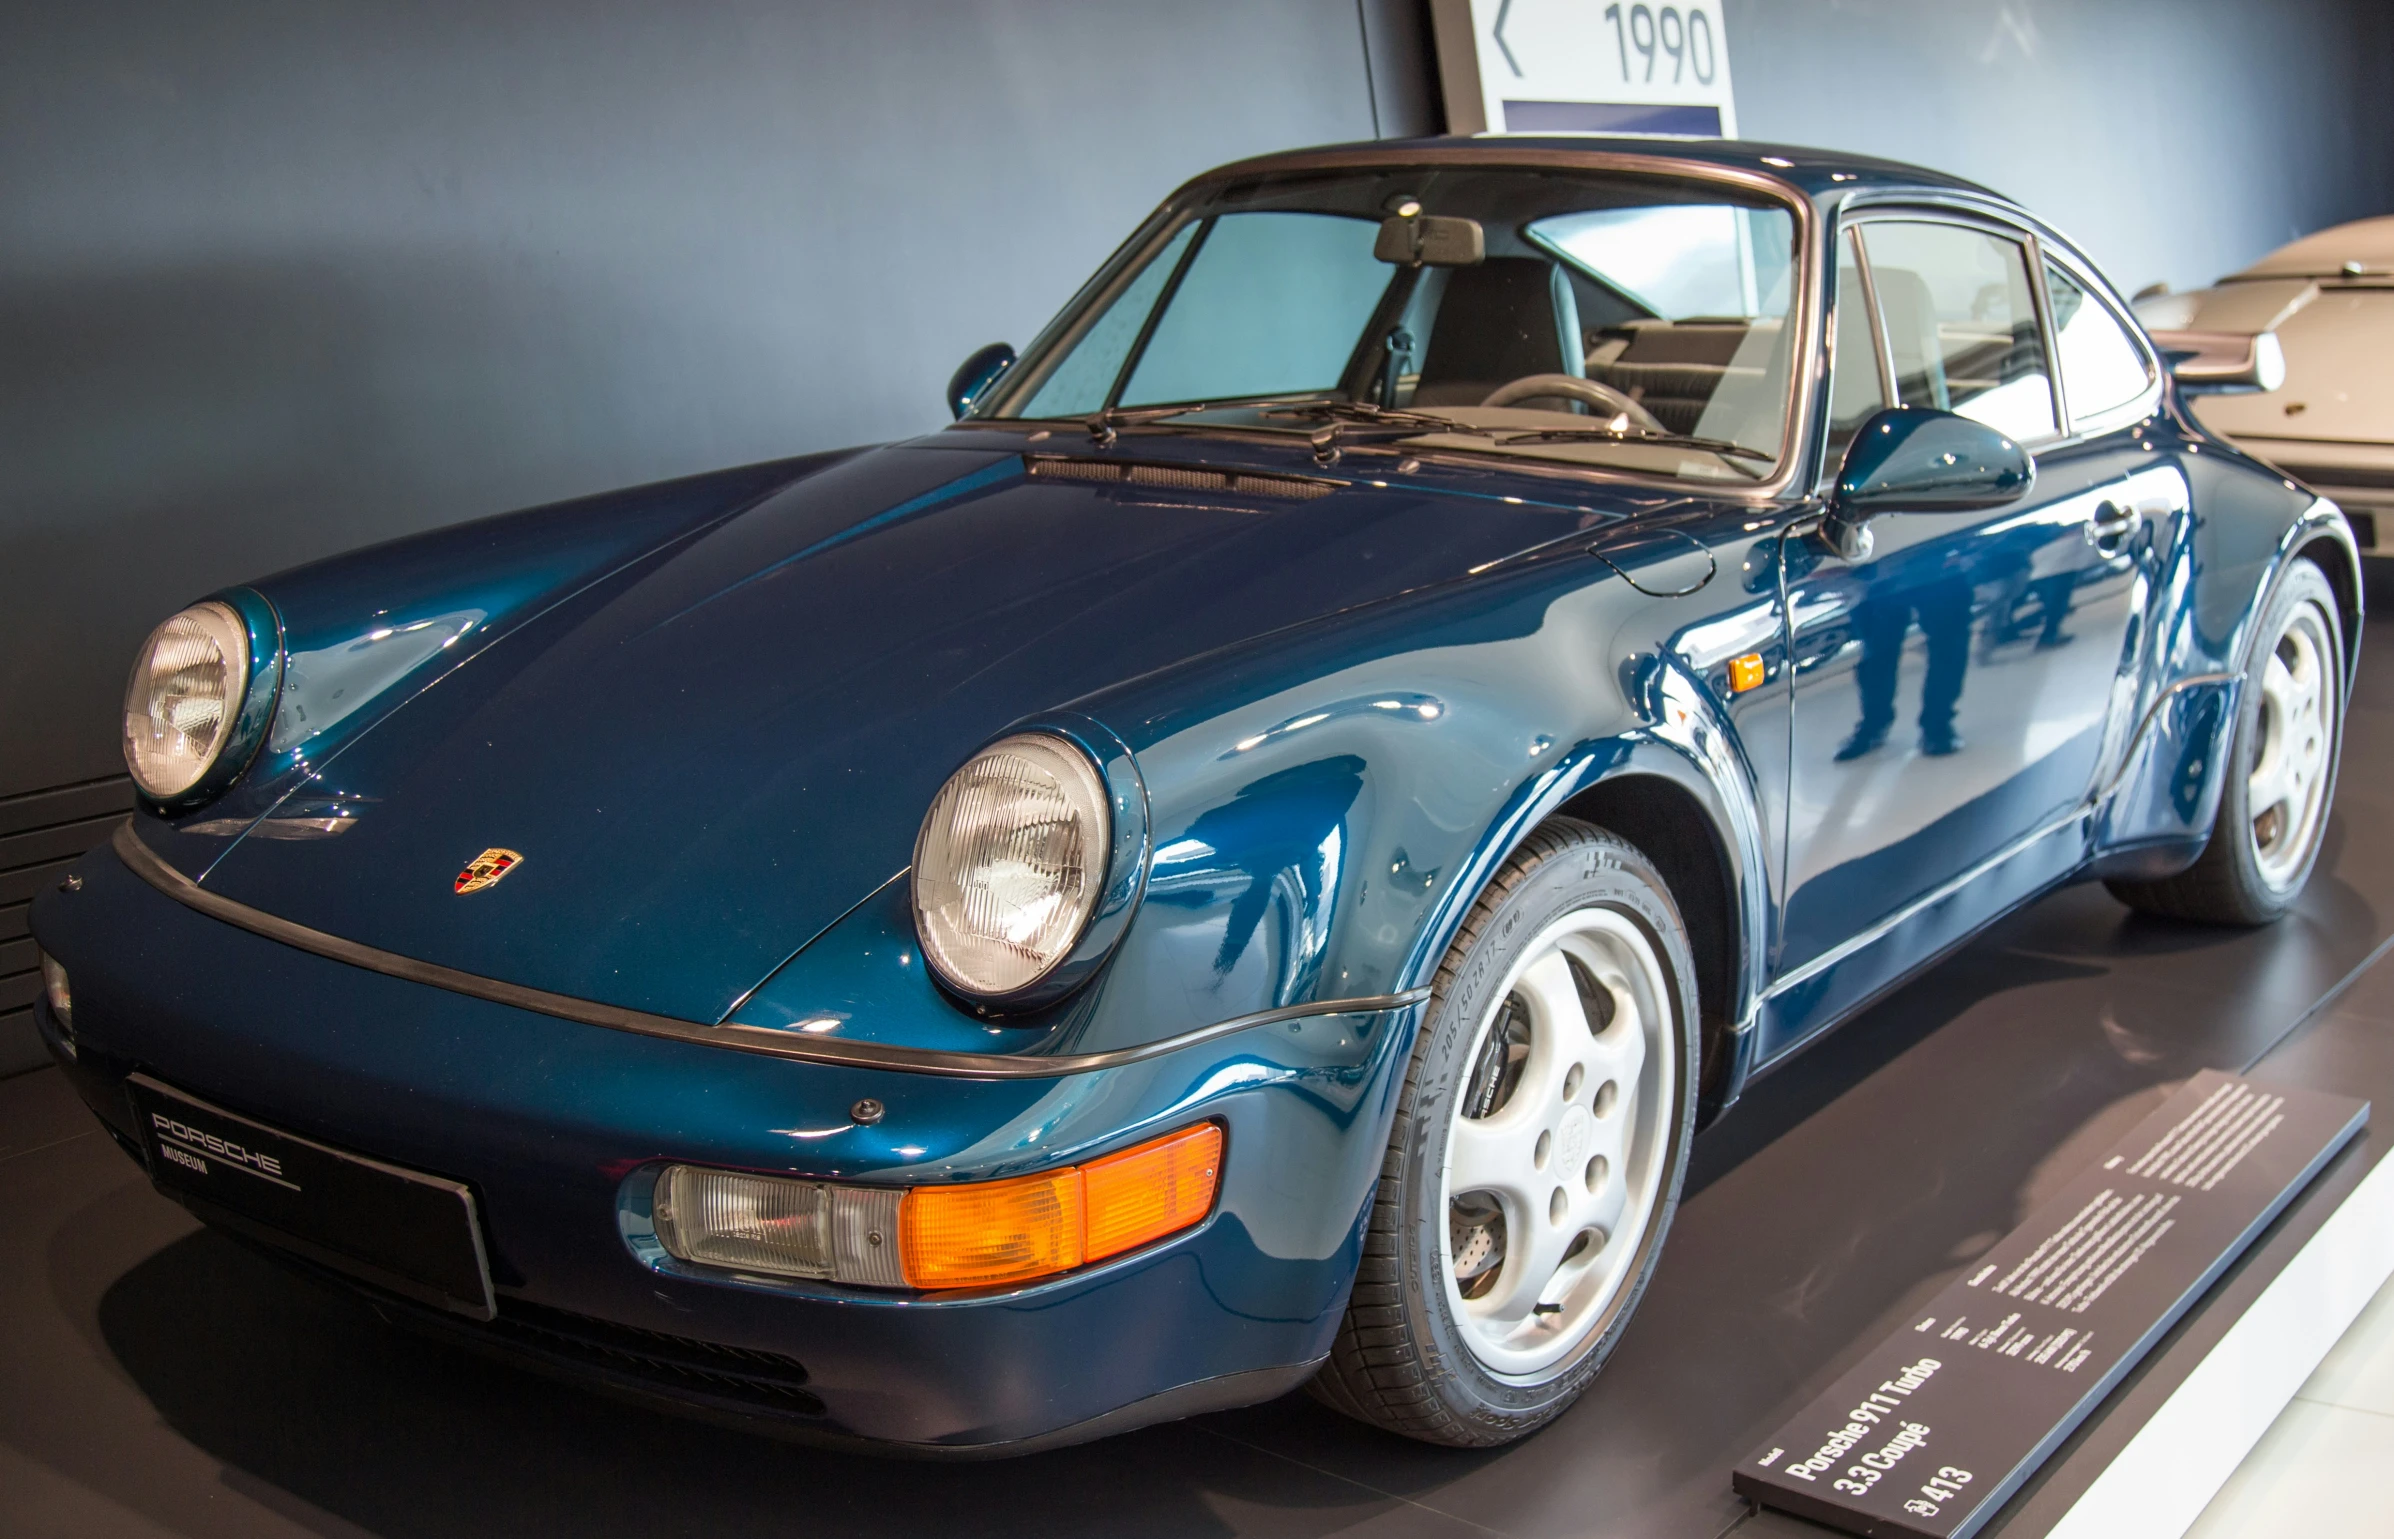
[2042,1144,2394,1539]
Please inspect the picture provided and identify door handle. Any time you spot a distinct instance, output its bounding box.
[2087,499,2138,551]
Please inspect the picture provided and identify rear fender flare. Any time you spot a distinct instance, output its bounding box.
[2096,495,2360,868]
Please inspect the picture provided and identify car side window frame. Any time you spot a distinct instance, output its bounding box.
[1839,207,2066,450]
[2031,240,2164,442]
[978,205,1199,417]
[1811,222,1898,491]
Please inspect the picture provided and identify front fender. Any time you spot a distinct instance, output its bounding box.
[744,524,1778,1081]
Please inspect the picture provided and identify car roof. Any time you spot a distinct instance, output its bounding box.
[1198,134,2010,208]
[2230,215,2394,280]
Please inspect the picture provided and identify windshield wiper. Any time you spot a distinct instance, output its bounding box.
[1267,402,1773,477]
[1083,402,1230,445]
[1259,401,1487,461]
[1261,401,1475,436]
[1076,401,1770,479]
[1486,426,1777,475]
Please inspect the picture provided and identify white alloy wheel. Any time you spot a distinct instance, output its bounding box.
[2246,595,2336,890]
[1310,818,1696,1446]
[2105,556,2345,926]
[1441,907,1675,1378]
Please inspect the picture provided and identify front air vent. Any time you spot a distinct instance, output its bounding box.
[487,1298,824,1410]
[1025,455,1339,502]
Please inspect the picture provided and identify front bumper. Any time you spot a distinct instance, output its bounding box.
[31,842,1415,1452]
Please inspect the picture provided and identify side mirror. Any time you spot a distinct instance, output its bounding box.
[2148,328,2287,394]
[946,342,1016,419]
[1824,407,2034,560]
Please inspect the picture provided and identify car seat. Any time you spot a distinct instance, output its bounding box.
[1870,266,1949,410]
[1586,319,1755,436]
[1410,259,1585,407]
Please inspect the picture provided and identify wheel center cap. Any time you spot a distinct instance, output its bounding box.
[1555,1104,1595,1170]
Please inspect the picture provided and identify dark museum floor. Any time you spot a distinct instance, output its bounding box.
[7,599,2392,1539]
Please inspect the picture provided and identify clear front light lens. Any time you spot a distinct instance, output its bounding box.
[651,1166,906,1287]
[913,733,1110,998]
[123,601,250,799]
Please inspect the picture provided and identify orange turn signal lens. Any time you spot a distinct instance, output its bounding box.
[900,1165,1085,1288]
[1083,1122,1224,1263]
[898,1122,1222,1289]
[1728,652,1766,693]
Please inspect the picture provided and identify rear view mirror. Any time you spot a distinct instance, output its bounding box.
[1375,215,1484,268]
[1824,407,2033,559]
[946,342,1016,419]
[2148,329,2287,394]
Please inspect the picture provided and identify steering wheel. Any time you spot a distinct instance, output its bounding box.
[1480,373,1666,432]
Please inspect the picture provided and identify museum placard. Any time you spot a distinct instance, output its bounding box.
[1733,1071,2367,1539]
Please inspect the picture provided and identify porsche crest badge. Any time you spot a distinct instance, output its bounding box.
[454,848,523,894]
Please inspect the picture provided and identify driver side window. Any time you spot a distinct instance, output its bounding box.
[1825,227,1890,465]
[1855,220,2057,443]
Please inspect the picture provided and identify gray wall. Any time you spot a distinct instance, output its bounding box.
[1725,0,2394,298]
[3,0,2388,799]
[0,1,1427,796]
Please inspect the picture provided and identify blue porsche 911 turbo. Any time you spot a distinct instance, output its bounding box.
[30,136,2357,1454]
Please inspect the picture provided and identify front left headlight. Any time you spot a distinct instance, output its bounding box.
[913,732,1112,1000]
[123,601,251,801]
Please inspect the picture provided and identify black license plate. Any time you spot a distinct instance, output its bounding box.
[129,1074,495,1319]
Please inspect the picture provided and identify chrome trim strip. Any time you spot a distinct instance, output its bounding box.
[2094,671,2239,803]
[1763,805,2089,1002]
[110,823,1430,1080]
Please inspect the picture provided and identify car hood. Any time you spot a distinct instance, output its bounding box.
[189,435,1657,1024]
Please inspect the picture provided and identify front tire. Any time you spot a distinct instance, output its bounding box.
[2108,557,2345,925]
[1309,819,1698,1446]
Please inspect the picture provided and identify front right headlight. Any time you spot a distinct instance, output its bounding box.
[123,601,253,801]
[912,732,1113,1000]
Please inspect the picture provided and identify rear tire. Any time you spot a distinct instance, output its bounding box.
[1308,818,1698,1446]
[2108,557,2344,925]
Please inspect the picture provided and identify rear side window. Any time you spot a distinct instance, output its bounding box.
[1858,221,2056,442]
[2044,261,2152,424]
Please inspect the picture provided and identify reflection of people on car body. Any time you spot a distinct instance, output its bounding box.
[1983,537,2079,658]
[1837,573,1972,760]
[1991,569,2077,652]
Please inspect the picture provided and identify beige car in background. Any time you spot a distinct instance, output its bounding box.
[2137,217,2394,555]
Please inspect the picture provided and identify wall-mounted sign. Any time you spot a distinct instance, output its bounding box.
[1429,0,1739,138]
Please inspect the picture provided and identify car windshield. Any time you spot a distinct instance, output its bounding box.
[978,165,1801,482]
